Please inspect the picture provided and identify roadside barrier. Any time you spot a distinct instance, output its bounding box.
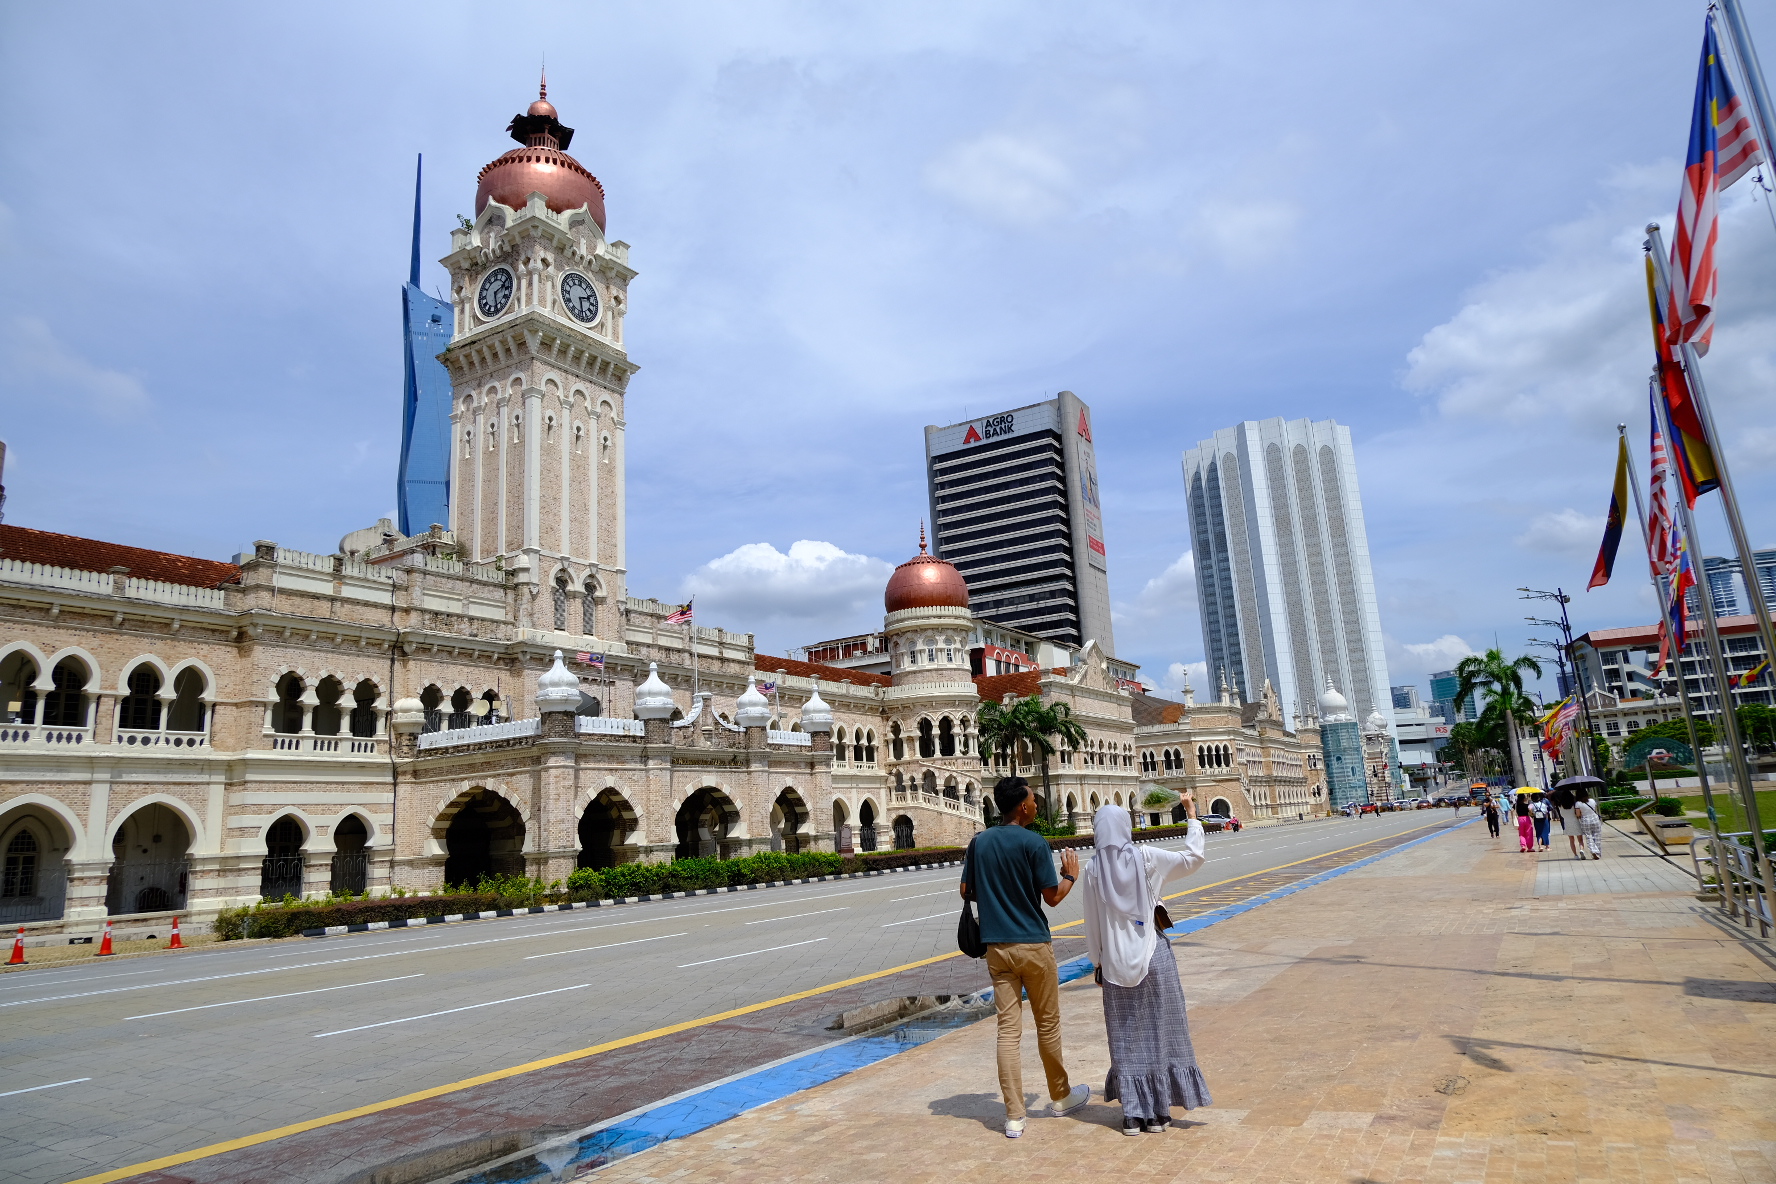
[6,927,23,965]
[96,920,115,957]
[168,916,185,949]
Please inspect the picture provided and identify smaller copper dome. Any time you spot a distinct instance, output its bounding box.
[884,526,971,613]
[477,82,607,230]
[528,97,558,119]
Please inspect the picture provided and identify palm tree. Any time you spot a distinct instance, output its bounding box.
[1453,648,1543,787]
[975,696,1088,823]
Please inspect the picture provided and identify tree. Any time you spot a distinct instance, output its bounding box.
[1736,703,1776,752]
[1453,648,1543,786]
[975,695,1088,823]
[1623,717,1714,753]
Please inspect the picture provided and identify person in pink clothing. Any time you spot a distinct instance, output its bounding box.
[1513,792,1535,852]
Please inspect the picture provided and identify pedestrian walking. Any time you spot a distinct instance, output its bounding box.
[1082,794,1211,1136]
[1483,798,1500,838]
[1554,787,1581,859]
[1531,793,1552,851]
[1574,789,1604,859]
[1514,791,1535,852]
[960,775,1090,1138]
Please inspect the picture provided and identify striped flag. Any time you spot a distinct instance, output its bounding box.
[759,681,777,695]
[1646,257,1720,507]
[1668,17,1765,355]
[1656,536,1698,676]
[1647,393,1678,578]
[1733,658,1770,689]
[663,600,693,625]
[1588,436,1630,589]
[576,652,604,669]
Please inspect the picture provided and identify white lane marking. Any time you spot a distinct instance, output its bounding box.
[269,915,660,957]
[523,933,688,961]
[122,974,425,1020]
[889,889,956,902]
[880,911,955,928]
[312,984,590,1038]
[744,908,848,925]
[0,1077,90,1098]
[677,938,827,968]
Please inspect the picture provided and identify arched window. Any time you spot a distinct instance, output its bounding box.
[167,668,207,732]
[43,659,89,728]
[448,687,474,730]
[119,666,162,731]
[938,716,955,757]
[479,689,502,724]
[273,673,304,734]
[959,717,972,755]
[943,777,959,800]
[553,572,570,631]
[864,729,876,764]
[920,771,937,794]
[3,830,38,898]
[917,718,935,759]
[349,680,379,737]
[852,730,865,764]
[834,726,848,763]
[312,677,343,736]
[582,581,598,635]
[420,685,443,733]
[890,722,904,761]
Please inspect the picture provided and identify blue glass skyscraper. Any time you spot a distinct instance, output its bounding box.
[397,155,454,538]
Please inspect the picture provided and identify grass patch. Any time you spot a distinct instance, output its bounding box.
[1672,788,1776,833]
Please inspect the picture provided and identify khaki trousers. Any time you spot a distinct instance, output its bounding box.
[986,941,1071,1119]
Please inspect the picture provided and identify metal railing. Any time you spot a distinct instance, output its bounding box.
[330,851,369,896]
[858,826,879,852]
[106,859,189,915]
[0,867,67,923]
[1693,831,1773,938]
[260,855,304,901]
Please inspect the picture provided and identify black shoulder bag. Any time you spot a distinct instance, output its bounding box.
[957,836,986,958]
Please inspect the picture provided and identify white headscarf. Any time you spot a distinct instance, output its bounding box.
[1082,805,1156,988]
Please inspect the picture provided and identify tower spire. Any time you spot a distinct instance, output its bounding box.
[919,521,928,555]
[539,61,547,103]
[408,154,423,288]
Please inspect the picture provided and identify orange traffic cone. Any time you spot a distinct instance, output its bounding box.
[6,927,24,965]
[96,920,114,957]
[167,916,184,950]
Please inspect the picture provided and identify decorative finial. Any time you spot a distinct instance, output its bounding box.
[540,62,548,101]
[919,521,928,555]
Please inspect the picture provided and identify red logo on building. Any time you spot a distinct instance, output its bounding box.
[1077,411,1092,440]
[963,424,982,444]
[1088,536,1106,556]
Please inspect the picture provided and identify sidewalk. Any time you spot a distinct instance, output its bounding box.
[593,819,1776,1183]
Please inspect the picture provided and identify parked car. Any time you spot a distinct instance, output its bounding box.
[1199,813,1242,832]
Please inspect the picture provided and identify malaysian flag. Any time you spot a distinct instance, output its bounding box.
[1668,17,1765,355]
[1647,392,1678,578]
[576,652,604,669]
[759,681,777,695]
[663,600,693,625]
[1657,536,1698,676]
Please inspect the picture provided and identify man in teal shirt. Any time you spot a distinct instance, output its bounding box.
[960,776,1087,1137]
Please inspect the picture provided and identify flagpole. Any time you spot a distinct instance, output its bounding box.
[1650,370,1773,912]
[1646,229,1774,898]
[1718,0,1776,199]
[1622,416,1731,887]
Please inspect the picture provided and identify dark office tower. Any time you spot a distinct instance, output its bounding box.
[923,391,1115,653]
[397,155,455,538]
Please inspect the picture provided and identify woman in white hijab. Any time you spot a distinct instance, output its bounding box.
[1082,792,1211,1135]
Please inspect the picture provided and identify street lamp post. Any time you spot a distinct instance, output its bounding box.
[1520,587,1598,777]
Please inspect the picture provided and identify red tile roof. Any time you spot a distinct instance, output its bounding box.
[0,524,241,588]
[754,654,892,688]
[1577,614,1768,649]
[973,670,1045,702]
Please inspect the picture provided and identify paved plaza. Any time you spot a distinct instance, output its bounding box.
[591,820,1776,1184]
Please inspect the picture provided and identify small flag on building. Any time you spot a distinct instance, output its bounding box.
[664,600,694,625]
[1588,436,1630,590]
[759,681,777,694]
[577,652,604,669]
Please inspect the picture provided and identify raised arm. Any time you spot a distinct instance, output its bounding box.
[1148,791,1207,883]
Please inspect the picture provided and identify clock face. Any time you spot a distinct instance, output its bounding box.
[477,267,514,318]
[560,272,600,323]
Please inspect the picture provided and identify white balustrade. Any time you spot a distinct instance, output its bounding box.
[115,729,209,749]
[768,729,812,747]
[576,716,645,737]
[417,717,542,750]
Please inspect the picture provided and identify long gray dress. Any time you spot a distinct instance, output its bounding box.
[1101,935,1212,1119]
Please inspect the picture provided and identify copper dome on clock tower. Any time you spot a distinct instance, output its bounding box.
[474,74,608,231]
[884,525,971,613]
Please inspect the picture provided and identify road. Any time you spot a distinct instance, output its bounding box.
[0,809,1465,1184]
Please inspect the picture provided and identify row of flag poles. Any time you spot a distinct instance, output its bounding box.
[1586,1,1774,914]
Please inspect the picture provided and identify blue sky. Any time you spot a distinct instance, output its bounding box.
[3,1,1775,698]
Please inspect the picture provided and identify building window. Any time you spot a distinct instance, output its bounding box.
[918,718,935,758]
[42,660,88,728]
[553,573,570,630]
[938,717,955,757]
[119,667,162,731]
[273,673,304,734]
[583,582,598,634]
[2,831,37,898]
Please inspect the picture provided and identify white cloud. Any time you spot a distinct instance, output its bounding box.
[3,317,149,417]
[923,133,1074,227]
[1515,508,1604,557]
[1161,660,1208,694]
[1385,634,1476,685]
[1116,550,1197,622]
[680,540,894,653]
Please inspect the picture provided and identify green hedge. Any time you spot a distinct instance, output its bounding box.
[213,890,559,941]
[845,846,966,872]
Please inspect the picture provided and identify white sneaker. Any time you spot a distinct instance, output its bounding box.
[1049,1083,1090,1116]
[1005,1117,1025,1138]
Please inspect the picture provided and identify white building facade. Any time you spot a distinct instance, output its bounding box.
[1182,417,1395,738]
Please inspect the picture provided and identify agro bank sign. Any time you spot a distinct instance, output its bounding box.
[927,401,1059,455]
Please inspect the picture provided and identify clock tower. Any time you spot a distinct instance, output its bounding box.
[439,80,637,638]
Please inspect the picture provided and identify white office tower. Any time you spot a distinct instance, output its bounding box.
[1181,418,1394,734]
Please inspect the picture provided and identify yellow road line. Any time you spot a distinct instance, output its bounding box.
[68,818,1456,1184]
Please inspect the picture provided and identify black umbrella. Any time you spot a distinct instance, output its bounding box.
[1554,774,1605,790]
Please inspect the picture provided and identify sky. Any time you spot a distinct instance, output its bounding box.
[3,1,1775,702]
